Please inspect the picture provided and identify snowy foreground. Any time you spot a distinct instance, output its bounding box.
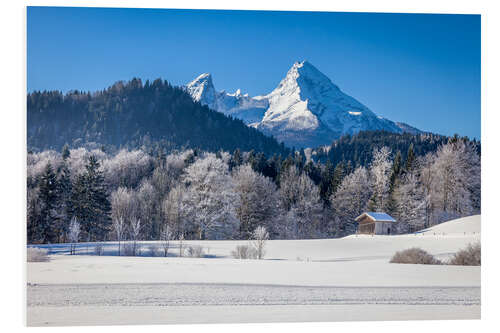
[27,215,481,326]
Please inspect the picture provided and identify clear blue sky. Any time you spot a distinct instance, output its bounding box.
[27,7,481,139]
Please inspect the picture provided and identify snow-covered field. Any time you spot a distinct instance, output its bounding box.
[27,215,481,326]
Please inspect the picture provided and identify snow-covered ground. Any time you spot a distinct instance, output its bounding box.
[27,215,481,326]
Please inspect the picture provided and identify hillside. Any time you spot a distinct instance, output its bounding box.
[27,79,289,156]
[420,215,480,235]
[311,130,480,167]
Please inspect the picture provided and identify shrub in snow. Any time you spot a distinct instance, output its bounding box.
[448,242,481,266]
[186,245,205,258]
[27,248,49,262]
[231,245,258,259]
[390,248,441,265]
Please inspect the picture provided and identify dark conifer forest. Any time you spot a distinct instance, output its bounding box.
[27,78,289,156]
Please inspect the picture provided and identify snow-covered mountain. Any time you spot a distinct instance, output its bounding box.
[186,61,421,148]
[185,73,268,125]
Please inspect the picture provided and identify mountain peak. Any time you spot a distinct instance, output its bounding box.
[187,73,213,88]
[185,73,269,125]
[185,73,216,107]
[185,62,420,148]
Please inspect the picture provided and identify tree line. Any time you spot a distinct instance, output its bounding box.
[27,134,480,244]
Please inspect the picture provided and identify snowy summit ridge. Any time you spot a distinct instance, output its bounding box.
[186,61,420,148]
[185,73,268,125]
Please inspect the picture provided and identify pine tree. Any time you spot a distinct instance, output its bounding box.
[387,150,402,215]
[319,160,335,204]
[62,144,70,160]
[37,163,59,243]
[303,161,321,185]
[55,163,72,242]
[332,161,345,194]
[405,143,416,172]
[230,148,243,170]
[70,155,111,241]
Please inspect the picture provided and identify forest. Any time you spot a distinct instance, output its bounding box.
[27,133,480,244]
[27,78,289,156]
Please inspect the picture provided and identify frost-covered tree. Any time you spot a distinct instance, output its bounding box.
[129,217,141,256]
[136,180,158,239]
[279,166,323,239]
[150,150,190,199]
[110,188,129,255]
[430,140,479,223]
[162,185,186,238]
[111,187,135,223]
[68,217,81,255]
[393,173,426,233]
[27,150,63,182]
[66,148,107,179]
[232,164,279,239]
[250,226,269,259]
[417,153,437,228]
[160,226,173,257]
[112,216,125,256]
[368,147,392,211]
[330,166,372,235]
[181,153,239,239]
[102,149,153,190]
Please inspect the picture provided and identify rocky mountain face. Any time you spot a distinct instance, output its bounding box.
[186,61,421,148]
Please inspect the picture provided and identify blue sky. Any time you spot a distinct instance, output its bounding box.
[27,7,481,139]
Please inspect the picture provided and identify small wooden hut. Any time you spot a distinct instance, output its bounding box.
[355,212,396,235]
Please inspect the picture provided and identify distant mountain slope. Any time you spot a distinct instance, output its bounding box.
[312,130,452,167]
[186,61,423,148]
[27,78,289,156]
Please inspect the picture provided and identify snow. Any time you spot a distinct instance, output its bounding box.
[28,304,480,326]
[419,215,480,235]
[27,215,481,326]
[356,212,396,222]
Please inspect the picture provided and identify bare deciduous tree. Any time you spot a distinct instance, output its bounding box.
[178,233,185,257]
[112,216,125,256]
[250,226,269,260]
[160,226,173,257]
[68,216,80,255]
[129,217,141,256]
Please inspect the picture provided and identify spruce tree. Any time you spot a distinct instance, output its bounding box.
[405,144,416,172]
[70,155,111,241]
[230,148,243,170]
[319,160,335,204]
[62,144,70,160]
[56,163,72,241]
[332,161,345,194]
[37,163,59,243]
